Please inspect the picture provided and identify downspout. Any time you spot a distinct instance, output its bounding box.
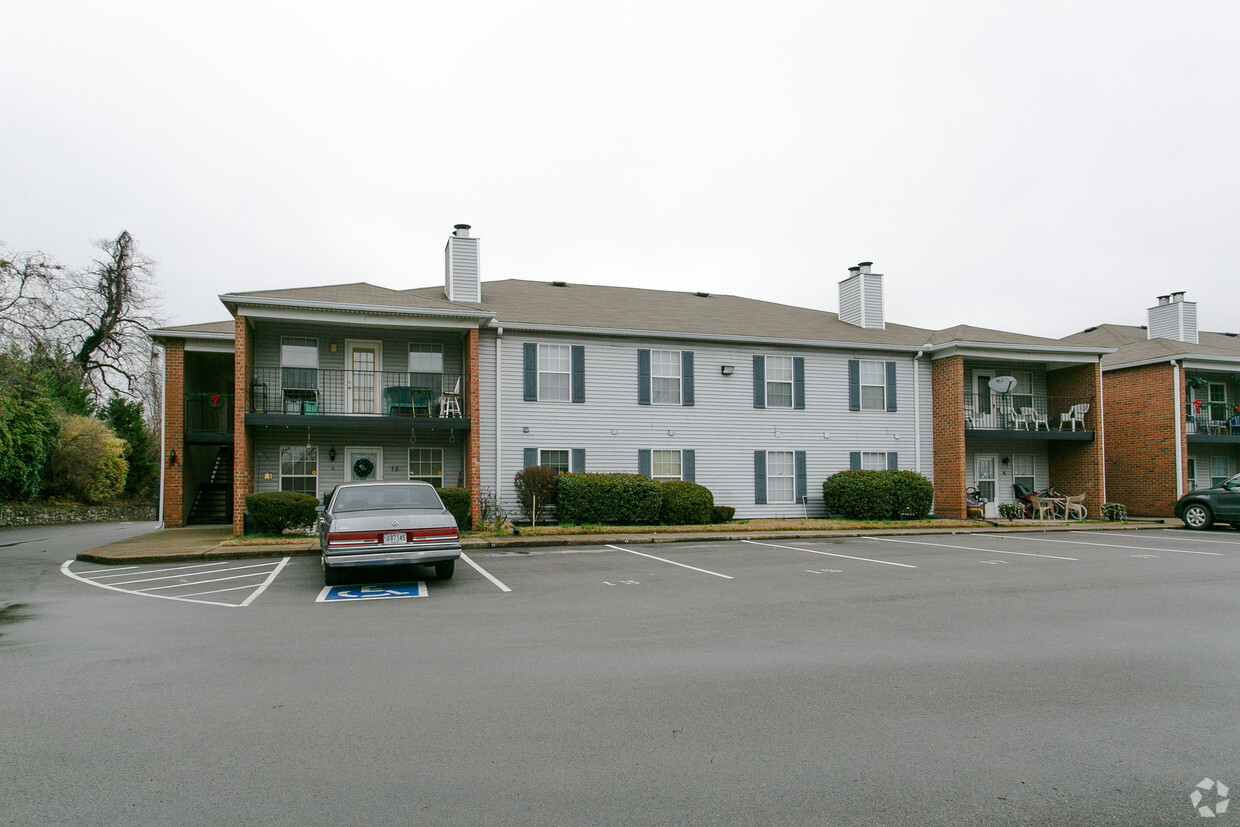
[913,350,923,474]
[156,343,166,529]
[1172,359,1183,498]
[495,326,503,497]
[1096,356,1106,503]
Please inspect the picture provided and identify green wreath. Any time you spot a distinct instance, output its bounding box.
[352,457,375,479]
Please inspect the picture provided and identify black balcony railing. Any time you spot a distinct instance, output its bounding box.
[1186,403,1239,435]
[964,392,1094,432]
[247,366,466,418]
[185,393,234,436]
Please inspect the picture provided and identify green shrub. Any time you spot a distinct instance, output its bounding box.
[659,480,714,525]
[557,473,663,525]
[998,502,1025,520]
[514,466,559,524]
[245,491,319,535]
[1102,502,1127,522]
[0,352,60,502]
[822,470,933,520]
[46,416,128,504]
[712,505,736,523]
[436,487,471,530]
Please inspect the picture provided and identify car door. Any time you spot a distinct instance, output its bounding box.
[1213,474,1240,519]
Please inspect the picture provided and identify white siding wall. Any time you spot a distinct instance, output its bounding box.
[486,332,934,519]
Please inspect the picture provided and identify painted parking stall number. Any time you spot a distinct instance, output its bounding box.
[317,583,427,602]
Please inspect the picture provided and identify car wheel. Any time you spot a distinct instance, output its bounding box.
[323,563,344,586]
[434,559,455,580]
[1182,503,1213,530]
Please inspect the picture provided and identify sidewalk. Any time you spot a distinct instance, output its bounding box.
[76,519,1169,565]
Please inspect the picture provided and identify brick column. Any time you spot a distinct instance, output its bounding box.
[931,355,966,518]
[232,316,253,536]
[163,340,185,527]
[466,328,482,528]
[1046,362,1107,514]
[1097,362,1181,516]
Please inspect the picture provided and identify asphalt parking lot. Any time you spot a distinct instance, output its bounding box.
[6,525,1240,824]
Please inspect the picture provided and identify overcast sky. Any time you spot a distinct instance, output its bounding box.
[4,1,1238,339]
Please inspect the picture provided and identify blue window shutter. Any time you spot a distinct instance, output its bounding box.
[793,357,805,410]
[795,451,807,503]
[571,448,585,473]
[523,343,538,401]
[637,349,651,405]
[886,361,897,412]
[571,346,585,403]
[524,447,538,468]
[754,451,767,504]
[849,451,861,470]
[848,359,860,411]
[887,452,899,471]
[638,449,651,477]
[682,449,695,483]
[753,355,765,408]
[682,351,694,406]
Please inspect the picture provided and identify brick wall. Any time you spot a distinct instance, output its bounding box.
[466,327,482,527]
[164,339,185,527]
[931,355,966,518]
[232,317,253,535]
[1046,362,1106,513]
[1100,362,1182,516]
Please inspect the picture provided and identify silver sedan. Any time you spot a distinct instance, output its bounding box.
[317,480,462,586]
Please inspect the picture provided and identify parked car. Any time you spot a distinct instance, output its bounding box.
[317,480,461,585]
[1174,474,1240,530]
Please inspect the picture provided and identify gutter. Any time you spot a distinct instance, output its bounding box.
[219,294,496,321]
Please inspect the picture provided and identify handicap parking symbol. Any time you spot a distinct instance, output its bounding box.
[317,582,427,602]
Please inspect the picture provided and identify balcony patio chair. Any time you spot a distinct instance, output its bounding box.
[1063,494,1087,521]
[1022,406,1050,431]
[1001,402,1030,430]
[1029,494,1057,520]
[1058,403,1089,431]
[439,376,462,418]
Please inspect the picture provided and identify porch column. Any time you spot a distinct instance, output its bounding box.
[163,339,186,528]
[232,316,253,536]
[1046,362,1107,515]
[931,355,967,519]
[466,327,482,528]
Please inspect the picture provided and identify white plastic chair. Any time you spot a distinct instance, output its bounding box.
[1059,403,1089,431]
[1023,406,1049,431]
[438,376,462,418]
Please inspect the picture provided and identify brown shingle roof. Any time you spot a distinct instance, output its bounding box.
[1064,323,1240,366]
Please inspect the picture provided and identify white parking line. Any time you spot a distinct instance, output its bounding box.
[106,561,279,587]
[1151,530,1240,545]
[743,539,917,568]
[990,535,1223,556]
[61,558,291,607]
[83,561,236,579]
[459,552,512,592]
[866,536,1078,561]
[605,545,735,579]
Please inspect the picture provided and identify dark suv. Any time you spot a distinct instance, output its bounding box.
[1174,474,1240,530]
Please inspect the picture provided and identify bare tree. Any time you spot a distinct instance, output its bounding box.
[0,245,61,343]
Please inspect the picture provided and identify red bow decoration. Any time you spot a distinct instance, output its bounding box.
[1193,399,1202,410]
[210,394,221,407]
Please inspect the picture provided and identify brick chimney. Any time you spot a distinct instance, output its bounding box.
[444,224,480,303]
[838,261,885,329]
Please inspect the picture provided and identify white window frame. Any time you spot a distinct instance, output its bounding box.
[860,451,890,471]
[651,449,683,482]
[539,448,571,475]
[1211,455,1229,487]
[1187,457,1198,491]
[408,447,444,488]
[279,445,318,496]
[408,343,444,374]
[1209,382,1228,421]
[1012,453,1035,493]
[650,350,682,405]
[859,359,886,411]
[281,337,319,369]
[538,344,572,403]
[766,450,795,504]
[766,355,794,409]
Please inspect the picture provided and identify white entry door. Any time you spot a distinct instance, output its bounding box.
[346,447,383,481]
[975,454,997,503]
[346,340,382,414]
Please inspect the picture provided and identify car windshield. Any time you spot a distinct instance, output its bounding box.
[331,485,443,513]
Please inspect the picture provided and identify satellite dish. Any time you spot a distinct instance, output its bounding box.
[988,376,1018,393]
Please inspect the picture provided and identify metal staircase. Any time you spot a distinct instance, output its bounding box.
[187,447,233,525]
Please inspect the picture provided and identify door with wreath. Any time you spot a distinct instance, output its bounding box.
[346,448,383,481]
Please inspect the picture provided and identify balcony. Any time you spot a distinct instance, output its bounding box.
[963,392,1095,441]
[185,393,234,442]
[1186,403,1240,443]
[244,366,468,430]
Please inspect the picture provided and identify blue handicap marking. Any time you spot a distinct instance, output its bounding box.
[317,582,427,602]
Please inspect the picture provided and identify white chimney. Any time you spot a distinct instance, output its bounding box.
[838,261,885,329]
[444,224,480,303]
[1147,291,1197,343]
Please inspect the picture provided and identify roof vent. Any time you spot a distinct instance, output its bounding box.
[695,291,710,298]
[551,281,567,287]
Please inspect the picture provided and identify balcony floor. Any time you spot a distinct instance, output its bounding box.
[965,427,1094,442]
[245,412,470,430]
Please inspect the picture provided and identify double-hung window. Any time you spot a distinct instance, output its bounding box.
[766,451,795,503]
[766,356,794,408]
[538,345,572,402]
[1013,453,1035,492]
[281,337,319,414]
[1211,456,1229,487]
[651,350,682,405]
[408,447,443,487]
[859,360,887,410]
[279,445,318,495]
[539,449,571,475]
[849,451,898,471]
[651,449,682,481]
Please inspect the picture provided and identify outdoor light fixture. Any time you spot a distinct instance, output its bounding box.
[329,447,336,462]
[1002,456,1010,465]
[721,365,735,376]
[168,449,178,467]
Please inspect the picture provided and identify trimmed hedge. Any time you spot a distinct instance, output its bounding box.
[712,505,736,523]
[436,487,471,530]
[246,491,319,535]
[822,470,934,520]
[659,480,714,525]
[557,473,663,525]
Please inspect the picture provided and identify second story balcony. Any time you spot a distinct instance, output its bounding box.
[1186,402,1240,441]
[963,392,1095,439]
[245,366,467,425]
[185,393,234,442]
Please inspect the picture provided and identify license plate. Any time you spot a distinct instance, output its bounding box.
[383,532,407,544]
